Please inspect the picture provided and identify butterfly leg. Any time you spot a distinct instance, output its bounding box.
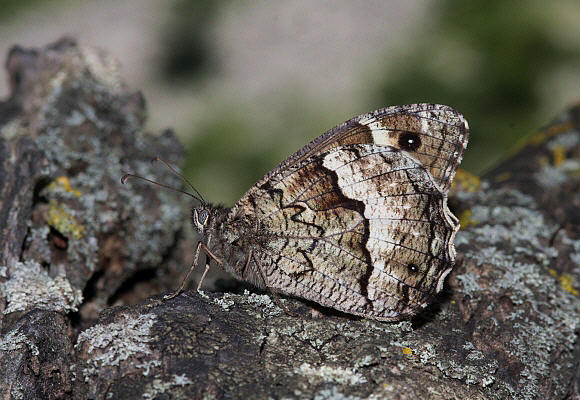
[165,234,223,299]
[199,233,223,267]
[195,234,224,291]
[251,252,300,317]
[164,240,203,300]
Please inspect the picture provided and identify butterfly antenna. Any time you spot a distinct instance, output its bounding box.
[152,157,206,204]
[120,173,201,202]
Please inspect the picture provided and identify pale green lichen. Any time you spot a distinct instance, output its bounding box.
[297,362,367,385]
[311,386,362,400]
[75,313,157,379]
[26,226,52,260]
[0,330,39,399]
[0,328,39,356]
[456,272,481,294]
[35,113,185,294]
[140,374,193,400]
[242,289,284,317]
[363,319,413,336]
[437,357,498,386]
[287,386,361,400]
[135,359,162,376]
[570,252,580,266]
[452,186,580,399]
[212,293,236,311]
[535,164,571,188]
[243,290,272,305]
[293,324,336,350]
[0,261,82,314]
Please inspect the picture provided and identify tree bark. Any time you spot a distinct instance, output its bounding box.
[0,38,578,400]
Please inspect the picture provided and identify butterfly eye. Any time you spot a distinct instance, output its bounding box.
[398,131,421,152]
[198,209,209,225]
[192,208,210,233]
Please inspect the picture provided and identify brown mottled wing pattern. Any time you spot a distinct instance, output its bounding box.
[227,104,468,321]
[263,103,469,192]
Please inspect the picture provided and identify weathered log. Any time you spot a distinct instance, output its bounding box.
[0,38,578,400]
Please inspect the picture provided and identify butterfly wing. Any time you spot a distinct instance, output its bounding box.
[227,104,467,321]
[263,103,469,192]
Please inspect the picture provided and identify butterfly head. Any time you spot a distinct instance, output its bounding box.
[121,157,209,233]
[192,206,210,235]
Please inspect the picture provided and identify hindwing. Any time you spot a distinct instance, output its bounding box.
[232,144,455,320]
[221,104,468,321]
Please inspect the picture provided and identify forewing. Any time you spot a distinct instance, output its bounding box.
[263,103,468,193]
[235,144,458,321]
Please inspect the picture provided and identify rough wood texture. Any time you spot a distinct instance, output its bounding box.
[0,38,579,400]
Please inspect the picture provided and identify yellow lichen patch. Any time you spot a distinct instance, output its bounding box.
[452,169,481,193]
[47,199,86,239]
[459,210,478,228]
[401,347,413,355]
[551,145,566,167]
[48,176,82,197]
[560,274,579,296]
[549,268,579,296]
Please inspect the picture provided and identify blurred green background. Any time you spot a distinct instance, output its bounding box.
[1,0,580,204]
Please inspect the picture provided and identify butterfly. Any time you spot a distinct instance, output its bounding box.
[124,103,469,321]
